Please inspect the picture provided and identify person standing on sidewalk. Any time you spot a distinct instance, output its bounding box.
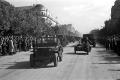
[8,37,15,55]
[105,38,111,50]
[1,38,7,55]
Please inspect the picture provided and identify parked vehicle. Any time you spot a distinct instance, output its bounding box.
[30,35,63,67]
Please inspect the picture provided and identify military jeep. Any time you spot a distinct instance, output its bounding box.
[30,36,63,67]
[74,43,91,55]
[74,38,91,55]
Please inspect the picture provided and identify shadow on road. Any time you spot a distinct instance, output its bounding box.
[34,65,54,69]
[93,62,120,64]
[65,52,88,55]
[93,53,120,64]
[6,61,31,69]
[109,69,120,71]
[97,50,106,53]
[6,61,54,69]
[103,56,120,61]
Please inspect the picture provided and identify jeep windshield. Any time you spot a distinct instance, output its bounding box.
[36,37,58,47]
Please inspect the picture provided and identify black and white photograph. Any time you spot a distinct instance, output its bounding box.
[0,0,120,80]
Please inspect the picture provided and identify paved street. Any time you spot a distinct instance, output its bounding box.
[0,43,120,80]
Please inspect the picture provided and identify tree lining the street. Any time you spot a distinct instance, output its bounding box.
[0,0,55,36]
[90,0,120,39]
[0,0,80,38]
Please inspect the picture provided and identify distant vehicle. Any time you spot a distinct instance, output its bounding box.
[83,34,96,47]
[30,35,63,67]
[74,39,91,55]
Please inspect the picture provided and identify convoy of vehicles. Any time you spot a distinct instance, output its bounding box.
[74,34,96,54]
[30,35,63,67]
[30,34,95,67]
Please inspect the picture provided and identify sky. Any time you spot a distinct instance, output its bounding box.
[6,0,115,34]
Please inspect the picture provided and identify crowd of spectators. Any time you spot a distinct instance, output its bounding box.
[105,35,117,51]
[0,35,36,56]
[102,34,120,56]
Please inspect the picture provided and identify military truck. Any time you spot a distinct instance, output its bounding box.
[30,35,63,67]
[83,34,96,47]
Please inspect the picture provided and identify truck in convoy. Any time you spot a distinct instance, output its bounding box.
[83,34,96,47]
[30,35,63,67]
